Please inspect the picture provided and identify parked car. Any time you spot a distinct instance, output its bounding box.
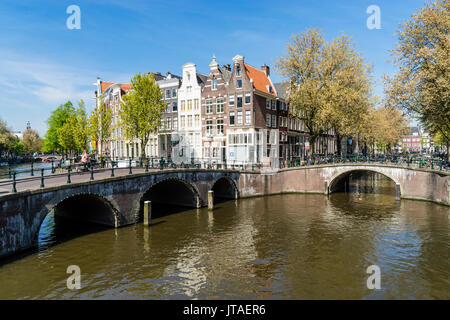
[42,156,57,163]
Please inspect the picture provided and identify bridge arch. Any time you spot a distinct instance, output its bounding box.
[211,176,240,202]
[39,193,120,229]
[138,177,202,219]
[327,168,401,197]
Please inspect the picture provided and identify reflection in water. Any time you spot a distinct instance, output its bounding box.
[0,172,448,299]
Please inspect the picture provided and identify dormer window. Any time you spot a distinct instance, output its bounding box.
[212,78,217,90]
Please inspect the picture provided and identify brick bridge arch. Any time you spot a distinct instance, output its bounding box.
[327,167,402,197]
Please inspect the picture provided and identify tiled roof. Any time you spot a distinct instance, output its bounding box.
[101,81,131,93]
[244,64,276,96]
[100,81,115,93]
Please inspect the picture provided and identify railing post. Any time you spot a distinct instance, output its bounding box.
[12,172,17,193]
[40,169,45,188]
[67,166,71,184]
[111,160,115,177]
[30,162,34,176]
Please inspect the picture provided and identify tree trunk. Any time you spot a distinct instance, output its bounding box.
[336,133,342,155]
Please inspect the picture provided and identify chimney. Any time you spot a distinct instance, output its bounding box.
[261,64,270,76]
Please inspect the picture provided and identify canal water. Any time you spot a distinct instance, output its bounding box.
[0,173,448,299]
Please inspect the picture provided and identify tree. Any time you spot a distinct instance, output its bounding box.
[276,29,373,155]
[119,73,165,158]
[74,99,89,152]
[43,101,75,153]
[384,0,450,152]
[22,129,43,154]
[0,119,16,157]
[361,106,409,153]
[89,95,113,157]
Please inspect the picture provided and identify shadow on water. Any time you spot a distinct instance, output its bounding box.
[0,210,110,267]
[328,171,400,220]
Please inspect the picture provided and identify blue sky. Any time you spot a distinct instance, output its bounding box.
[0,0,426,135]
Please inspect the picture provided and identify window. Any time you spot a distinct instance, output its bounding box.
[206,120,213,136]
[187,115,192,128]
[266,99,271,109]
[237,95,243,108]
[272,100,276,110]
[187,86,192,93]
[216,97,224,113]
[272,115,277,128]
[172,101,177,112]
[236,79,242,88]
[173,117,178,130]
[172,88,177,98]
[180,116,185,128]
[166,103,171,113]
[195,115,200,127]
[237,111,243,125]
[217,119,224,134]
[266,114,271,127]
[245,92,251,104]
[236,66,241,76]
[206,99,213,114]
[166,89,171,99]
[212,78,217,90]
[229,95,235,106]
[205,147,210,158]
[181,100,185,111]
[166,118,171,129]
[188,100,192,111]
[245,110,251,125]
[229,111,235,125]
[194,99,199,110]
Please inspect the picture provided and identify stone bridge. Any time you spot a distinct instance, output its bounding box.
[0,164,448,259]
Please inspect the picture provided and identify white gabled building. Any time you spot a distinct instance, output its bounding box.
[173,63,207,162]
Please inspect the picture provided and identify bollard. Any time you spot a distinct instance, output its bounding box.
[51,159,55,173]
[143,200,152,226]
[31,162,34,176]
[12,172,17,193]
[395,184,401,200]
[208,190,214,210]
[67,166,71,184]
[145,157,149,172]
[90,165,94,181]
[40,169,45,188]
[129,158,132,174]
[8,165,11,179]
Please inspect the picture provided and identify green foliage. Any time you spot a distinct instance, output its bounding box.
[384,0,449,150]
[43,99,92,155]
[89,96,113,157]
[276,28,374,155]
[119,73,165,157]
